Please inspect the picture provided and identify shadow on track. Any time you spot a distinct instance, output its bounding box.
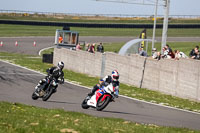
[46,100,79,105]
[102,110,150,117]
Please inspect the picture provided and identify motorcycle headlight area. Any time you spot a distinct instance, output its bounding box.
[52,81,57,86]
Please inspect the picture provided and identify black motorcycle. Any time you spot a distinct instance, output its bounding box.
[32,75,57,101]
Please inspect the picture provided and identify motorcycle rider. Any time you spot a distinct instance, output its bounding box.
[88,70,120,97]
[35,61,65,94]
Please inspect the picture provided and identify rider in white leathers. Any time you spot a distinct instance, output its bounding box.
[88,70,120,97]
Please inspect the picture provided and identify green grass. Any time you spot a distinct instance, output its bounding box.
[40,48,54,55]
[0,52,52,73]
[1,24,200,37]
[0,24,59,37]
[104,42,200,55]
[0,49,200,113]
[147,42,200,56]
[86,42,199,57]
[27,41,200,58]
[1,15,200,132]
[103,42,124,53]
[120,84,200,112]
[1,15,200,24]
[81,42,124,53]
[1,102,198,133]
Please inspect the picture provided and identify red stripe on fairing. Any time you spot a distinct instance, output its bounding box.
[113,86,115,92]
[96,91,102,101]
[101,94,111,101]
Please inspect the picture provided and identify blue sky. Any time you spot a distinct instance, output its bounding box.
[1,0,200,16]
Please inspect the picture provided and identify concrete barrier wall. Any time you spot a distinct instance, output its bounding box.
[176,59,200,101]
[142,58,200,101]
[54,47,200,101]
[142,58,178,96]
[104,52,145,87]
[54,47,102,77]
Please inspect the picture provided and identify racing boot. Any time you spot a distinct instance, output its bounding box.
[87,92,94,97]
[34,85,40,96]
[88,85,100,97]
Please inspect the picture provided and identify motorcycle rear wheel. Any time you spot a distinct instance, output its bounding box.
[96,95,111,111]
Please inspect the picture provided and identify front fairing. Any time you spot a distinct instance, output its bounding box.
[86,88,106,107]
[87,94,97,107]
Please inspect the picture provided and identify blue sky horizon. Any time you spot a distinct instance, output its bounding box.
[1,0,200,16]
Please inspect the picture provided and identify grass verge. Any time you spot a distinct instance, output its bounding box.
[58,41,200,57]
[1,24,200,37]
[1,101,199,133]
[0,51,200,113]
[103,41,200,57]
[1,15,200,24]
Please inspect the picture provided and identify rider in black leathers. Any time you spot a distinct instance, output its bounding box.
[35,61,64,93]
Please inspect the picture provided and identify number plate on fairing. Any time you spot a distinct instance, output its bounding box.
[87,94,97,107]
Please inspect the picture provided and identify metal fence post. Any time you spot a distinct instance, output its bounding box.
[100,53,106,78]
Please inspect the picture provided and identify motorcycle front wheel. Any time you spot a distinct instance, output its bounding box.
[96,95,111,111]
[32,91,39,100]
[42,86,53,101]
[81,98,90,109]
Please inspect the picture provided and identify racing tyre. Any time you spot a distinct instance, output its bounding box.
[81,99,90,109]
[42,87,53,101]
[32,92,39,100]
[96,95,111,111]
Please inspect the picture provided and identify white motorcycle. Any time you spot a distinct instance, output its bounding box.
[81,84,119,111]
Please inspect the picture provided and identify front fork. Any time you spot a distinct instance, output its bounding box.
[47,80,58,92]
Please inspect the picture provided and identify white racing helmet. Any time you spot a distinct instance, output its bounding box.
[58,61,64,70]
[111,70,119,81]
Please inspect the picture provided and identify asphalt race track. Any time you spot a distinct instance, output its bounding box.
[1,36,200,55]
[0,36,200,130]
[1,60,200,130]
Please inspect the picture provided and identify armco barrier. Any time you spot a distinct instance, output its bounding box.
[54,47,200,101]
[1,20,200,29]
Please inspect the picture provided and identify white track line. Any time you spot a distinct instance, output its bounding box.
[0,59,200,115]
[38,46,56,56]
[0,71,42,76]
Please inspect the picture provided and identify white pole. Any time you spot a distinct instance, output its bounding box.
[152,0,159,53]
[161,0,170,53]
[55,30,58,44]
